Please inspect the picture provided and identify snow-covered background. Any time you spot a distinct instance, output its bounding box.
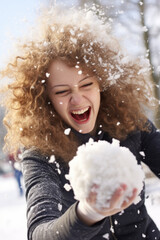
[0,172,159,240]
[0,174,27,240]
[0,1,160,239]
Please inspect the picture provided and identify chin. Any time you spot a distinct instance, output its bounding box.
[78,126,95,135]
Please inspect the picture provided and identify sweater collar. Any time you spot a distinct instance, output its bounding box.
[71,128,104,144]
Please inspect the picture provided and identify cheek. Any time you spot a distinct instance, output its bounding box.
[95,92,101,111]
[93,88,101,103]
[50,95,63,107]
[52,99,66,115]
[58,101,64,106]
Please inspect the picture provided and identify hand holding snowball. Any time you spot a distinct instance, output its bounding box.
[77,183,138,226]
[67,139,144,225]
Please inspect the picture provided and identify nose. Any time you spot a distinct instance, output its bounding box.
[70,91,83,105]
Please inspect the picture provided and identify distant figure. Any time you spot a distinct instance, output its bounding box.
[8,151,23,196]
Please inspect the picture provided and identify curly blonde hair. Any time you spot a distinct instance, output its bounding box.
[0,7,157,162]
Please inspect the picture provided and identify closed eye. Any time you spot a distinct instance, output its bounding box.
[55,90,69,95]
[81,82,93,88]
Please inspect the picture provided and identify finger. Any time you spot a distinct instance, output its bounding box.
[87,191,97,204]
[97,184,127,212]
[99,188,138,215]
[87,184,99,204]
[109,184,127,209]
[121,188,138,208]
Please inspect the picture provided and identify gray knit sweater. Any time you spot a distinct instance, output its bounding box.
[22,121,160,240]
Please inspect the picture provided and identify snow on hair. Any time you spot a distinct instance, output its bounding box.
[1,5,156,161]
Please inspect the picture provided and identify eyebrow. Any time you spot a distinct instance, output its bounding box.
[51,76,90,89]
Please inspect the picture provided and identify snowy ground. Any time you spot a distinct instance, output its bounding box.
[0,174,27,240]
[0,175,159,240]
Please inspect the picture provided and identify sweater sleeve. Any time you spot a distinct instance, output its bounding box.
[22,152,106,240]
[141,121,160,178]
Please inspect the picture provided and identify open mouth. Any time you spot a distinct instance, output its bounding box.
[71,106,91,123]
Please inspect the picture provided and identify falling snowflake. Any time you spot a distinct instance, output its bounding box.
[64,183,71,191]
[49,155,55,163]
[58,203,62,211]
[64,128,71,135]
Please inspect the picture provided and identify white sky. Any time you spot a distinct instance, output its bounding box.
[0,0,46,67]
[0,0,79,68]
[0,1,159,81]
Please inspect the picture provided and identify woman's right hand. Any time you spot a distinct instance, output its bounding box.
[77,184,138,226]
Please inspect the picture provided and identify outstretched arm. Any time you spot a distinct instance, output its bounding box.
[77,184,138,226]
[22,152,107,240]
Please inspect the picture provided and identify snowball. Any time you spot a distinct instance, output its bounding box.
[68,139,144,209]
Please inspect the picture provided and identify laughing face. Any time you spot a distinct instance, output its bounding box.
[47,60,100,134]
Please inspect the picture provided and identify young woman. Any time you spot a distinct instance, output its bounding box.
[1,6,160,240]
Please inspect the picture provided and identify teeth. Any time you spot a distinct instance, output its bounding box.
[72,107,89,115]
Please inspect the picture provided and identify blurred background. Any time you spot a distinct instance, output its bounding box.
[0,0,160,239]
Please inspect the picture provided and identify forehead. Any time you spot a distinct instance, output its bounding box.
[48,60,85,85]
